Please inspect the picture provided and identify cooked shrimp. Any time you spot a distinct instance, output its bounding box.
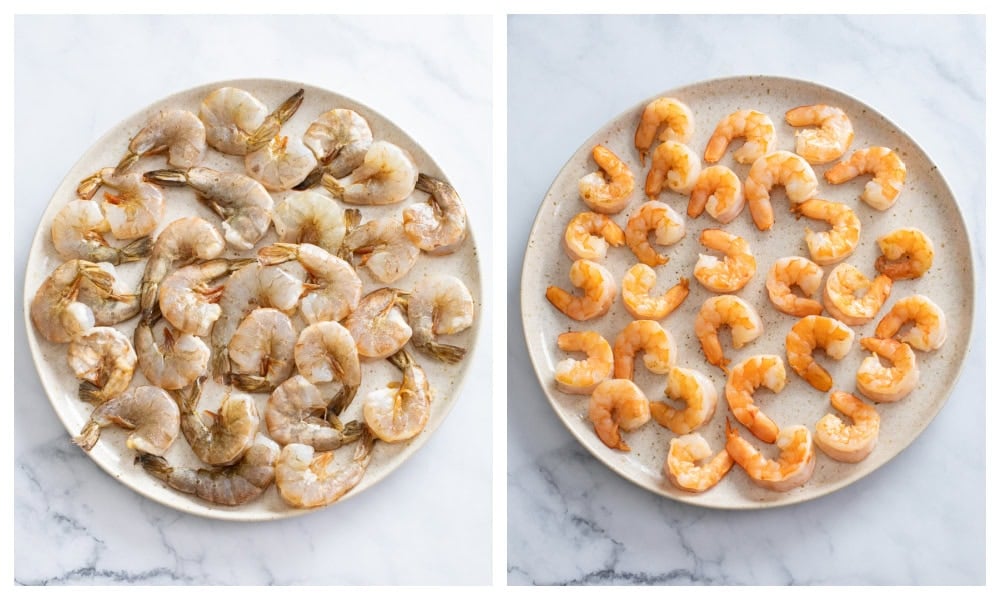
[645,141,701,198]
[588,379,651,451]
[688,165,744,223]
[792,199,860,265]
[342,216,420,284]
[245,88,305,152]
[875,294,947,352]
[650,366,718,435]
[563,212,626,261]
[621,264,689,320]
[785,105,854,164]
[258,242,362,324]
[273,191,359,256]
[76,262,141,326]
[695,295,763,370]
[363,349,432,443]
[664,433,734,493]
[30,259,109,343]
[634,97,694,165]
[294,321,362,414]
[875,228,934,280]
[814,391,879,463]
[113,109,206,175]
[612,320,677,380]
[74,386,179,455]
[134,317,210,391]
[744,151,819,230]
[823,262,893,326]
[175,377,260,466]
[553,331,613,395]
[785,315,855,392]
[199,86,269,156]
[856,337,920,403]
[693,228,756,293]
[625,201,685,267]
[227,308,296,394]
[77,168,165,240]
[725,419,816,492]
[766,256,824,317]
[403,174,468,255]
[406,274,474,364]
[322,141,418,205]
[824,146,906,210]
[302,108,373,177]
[66,326,137,404]
[266,375,364,451]
[51,200,152,265]
[545,259,617,321]
[725,355,786,444]
[703,109,776,164]
[245,134,318,191]
[275,429,376,509]
[578,145,635,214]
[343,288,412,360]
[158,258,251,337]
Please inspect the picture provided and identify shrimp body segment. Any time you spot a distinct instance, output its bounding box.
[199,87,269,156]
[51,200,152,265]
[793,199,860,266]
[67,327,137,404]
[725,420,816,492]
[115,109,206,174]
[875,294,946,352]
[74,386,179,456]
[856,337,919,403]
[31,259,111,343]
[407,274,475,364]
[621,264,689,320]
[322,141,418,205]
[266,375,364,451]
[554,331,613,395]
[545,259,617,321]
[578,145,635,214]
[694,295,763,370]
[135,319,210,391]
[725,355,786,444]
[814,391,879,463]
[785,315,855,392]
[294,321,362,414]
[245,134,318,192]
[275,430,376,509]
[175,378,261,467]
[227,308,297,393]
[343,217,420,284]
[363,349,432,443]
[785,105,854,164]
[703,109,776,165]
[650,366,718,435]
[693,229,756,293]
[258,242,362,324]
[612,320,677,380]
[303,108,373,177]
[824,147,906,210]
[273,191,359,255]
[588,379,651,452]
[343,288,412,360]
[645,141,701,198]
[563,212,626,262]
[403,174,468,255]
[625,201,685,267]
[823,262,893,326]
[664,433,734,493]
[744,151,819,230]
[875,228,934,280]
[634,97,695,165]
[766,256,824,317]
[688,165,745,223]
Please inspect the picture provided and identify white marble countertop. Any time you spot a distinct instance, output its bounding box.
[14,15,492,585]
[507,14,984,585]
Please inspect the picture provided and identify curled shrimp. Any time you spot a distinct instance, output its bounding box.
[406,274,474,364]
[275,429,376,509]
[766,256,824,317]
[874,294,947,352]
[621,264,689,320]
[563,212,626,261]
[824,146,906,210]
[363,349,432,443]
[693,228,756,293]
[51,200,152,264]
[199,86,268,156]
[645,141,701,198]
[302,108,373,177]
[744,150,819,230]
[650,366,718,435]
[294,321,362,414]
[785,104,854,164]
[725,355,786,444]
[245,134,318,191]
[545,259,617,321]
[814,391,879,463]
[30,259,110,343]
[703,109,776,164]
[875,228,934,280]
[258,242,362,324]
[695,295,763,370]
[77,262,141,326]
[588,379,651,451]
[553,331,613,395]
[175,377,260,466]
[266,375,364,451]
[343,217,420,284]
[822,262,893,326]
[159,258,251,337]
[725,419,816,492]
[625,201,685,267]
[74,386,179,456]
[612,320,677,380]
[792,199,860,266]
[343,288,412,359]
[67,326,137,404]
[77,168,165,240]
[245,88,305,152]
[634,97,694,166]
[785,315,855,392]
[134,316,210,391]
[856,337,920,403]
[664,433,734,493]
[403,174,468,255]
[227,308,296,394]
[322,141,418,205]
[113,109,206,175]
[273,191,359,256]
[578,145,635,215]
[688,165,744,223]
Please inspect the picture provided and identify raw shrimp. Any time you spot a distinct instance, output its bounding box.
[725,419,816,492]
[744,151,819,230]
[403,174,468,254]
[650,366,718,435]
[273,190,359,255]
[134,317,210,390]
[725,355,786,444]
[695,295,763,370]
[664,433,734,493]
[634,97,695,165]
[688,165,744,223]
[814,391,879,463]
[294,321,362,414]
[175,377,260,466]
[588,379,651,452]
[856,337,919,403]
[74,386,179,456]
[363,349,432,443]
[545,259,617,321]
[275,429,377,509]
[266,375,364,451]
[245,134,318,191]
[406,274,474,364]
[693,228,756,293]
[644,141,701,198]
[30,259,110,343]
[302,108,373,177]
[76,262,141,326]
[343,288,412,359]
[703,109,776,164]
[227,308,297,393]
[785,315,855,392]
[875,228,934,280]
[578,145,635,214]
[553,331,613,395]
[612,320,677,380]
[246,88,305,152]
[824,146,906,210]
[621,264,689,320]
[766,256,824,317]
[258,242,362,324]
[625,201,685,267]
[67,327,137,404]
[874,294,947,351]
[342,217,420,284]
[823,262,893,326]
[113,109,206,174]
[199,86,269,155]
[792,199,860,265]
[322,141,418,205]
[77,168,165,240]
[138,434,280,506]
[563,212,626,261]
[158,258,252,337]
[51,200,152,264]
[785,105,854,164]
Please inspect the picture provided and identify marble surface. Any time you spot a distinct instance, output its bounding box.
[14,15,492,585]
[507,14,984,585]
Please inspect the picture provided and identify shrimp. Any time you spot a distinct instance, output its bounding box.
[403,174,468,254]
[785,315,855,392]
[275,429,376,509]
[175,377,260,466]
[634,97,695,165]
[342,217,420,284]
[875,228,934,280]
[113,109,206,175]
[266,375,364,451]
[792,199,860,266]
[67,326,137,404]
[688,165,744,223]
[644,141,701,198]
[625,201,685,267]
[273,191,360,256]
[30,259,110,343]
[545,259,617,321]
[703,109,776,164]
[553,331,613,395]
[814,391,879,463]
[766,256,824,317]
[294,321,362,414]
[199,87,268,156]
[76,262,141,326]
[137,434,280,506]
[406,274,474,364]
[76,168,165,240]
[823,262,893,326]
[664,433,734,493]
[725,355,786,444]
[785,104,854,164]
[227,308,297,393]
[302,108,373,177]
[694,295,763,370]
[578,145,635,214]
[258,242,362,324]
[322,141,418,205]
[245,88,305,153]
[143,167,274,250]
[744,151,819,230]
[856,337,920,403]
[725,419,816,492]
[650,366,718,435]
[612,320,677,380]
[343,288,412,360]
[363,349,432,443]
[621,264,689,320]
[693,228,756,293]
[588,379,651,451]
[73,386,179,456]
[824,146,907,210]
[158,258,252,337]
[874,294,947,352]
[51,200,152,265]
[134,317,210,391]
[245,134,318,191]
[563,212,626,261]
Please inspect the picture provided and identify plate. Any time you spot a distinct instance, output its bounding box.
[520,75,974,509]
[23,78,481,521]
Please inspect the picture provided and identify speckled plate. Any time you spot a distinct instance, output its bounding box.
[24,78,481,521]
[520,75,974,509]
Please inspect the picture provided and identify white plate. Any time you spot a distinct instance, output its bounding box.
[520,75,974,509]
[23,78,481,521]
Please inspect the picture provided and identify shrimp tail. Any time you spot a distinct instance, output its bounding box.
[327,384,358,415]
[247,88,305,152]
[73,420,101,451]
[256,243,299,266]
[337,420,365,445]
[293,166,325,190]
[136,453,171,478]
[113,151,140,177]
[142,169,190,187]
[321,172,346,199]
[78,381,106,405]
[422,341,467,364]
[77,171,104,200]
[118,236,154,264]
[138,281,160,325]
[211,345,231,383]
[354,426,377,462]
[229,373,276,394]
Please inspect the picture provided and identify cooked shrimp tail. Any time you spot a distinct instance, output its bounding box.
[247,88,305,152]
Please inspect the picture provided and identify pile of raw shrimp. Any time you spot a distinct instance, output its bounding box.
[546,98,946,494]
[30,85,474,510]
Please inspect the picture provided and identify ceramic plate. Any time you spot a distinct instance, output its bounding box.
[520,75,974,509]
[24,78,481,521]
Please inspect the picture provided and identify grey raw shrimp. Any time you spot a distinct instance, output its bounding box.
[174,377,261,467]
[74,385,179,456]
[265,375,365,451]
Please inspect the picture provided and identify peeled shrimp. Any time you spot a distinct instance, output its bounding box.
[227,308,297,393]
[650,366,718,435]
[621,264,689,320]
[275,429,377,509]
[766,256,824,317]
[303,108,373,177]
[258,242,362,324]
[51,200,152,265]
[30,259,109,343]
[703,109,776,164]
[578,145,635,214]
[175,378,260,466]
[823,262,893,326]
[693,228,756,293]
[76,262,141,326]
[612,320,677,380]
[634,97,694,166]
[563,212,626,261]
[266,375,364,451]
[342,216,420,284]
[545,259,616,321]
[785,105,854,164]
[725,355,786,444]
[363,349,432,443]
[67,326,137,404]
[158,258,251,337]
[403,174,468,255]
[77,168,165,240]
[273,191,359,256]
[113,109,206,174]
[294,321,362,414]
[343,288,412,360]
[245,134,318,191]
[856,337,920,403]
[74,386,179,456]
[695,294,763,370]
[725,419,816,492]
[664,433,734,493]
[875,294,947,352]
[644,141,701,198]
[824,146,906,210]
[688,165,744,223]
[553,331,613,395]
[814,391,879,463]
[134,317,210,391]
[322,141,418,205]
[245,88,305,153]
[406,274,474,364]
[875,228,934,280]
[785,315,855,392]
[793,199,860,265]
[588,379,651,452]
[199,86,269,156]
[625,201,685,267]
[744,151,819,230]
